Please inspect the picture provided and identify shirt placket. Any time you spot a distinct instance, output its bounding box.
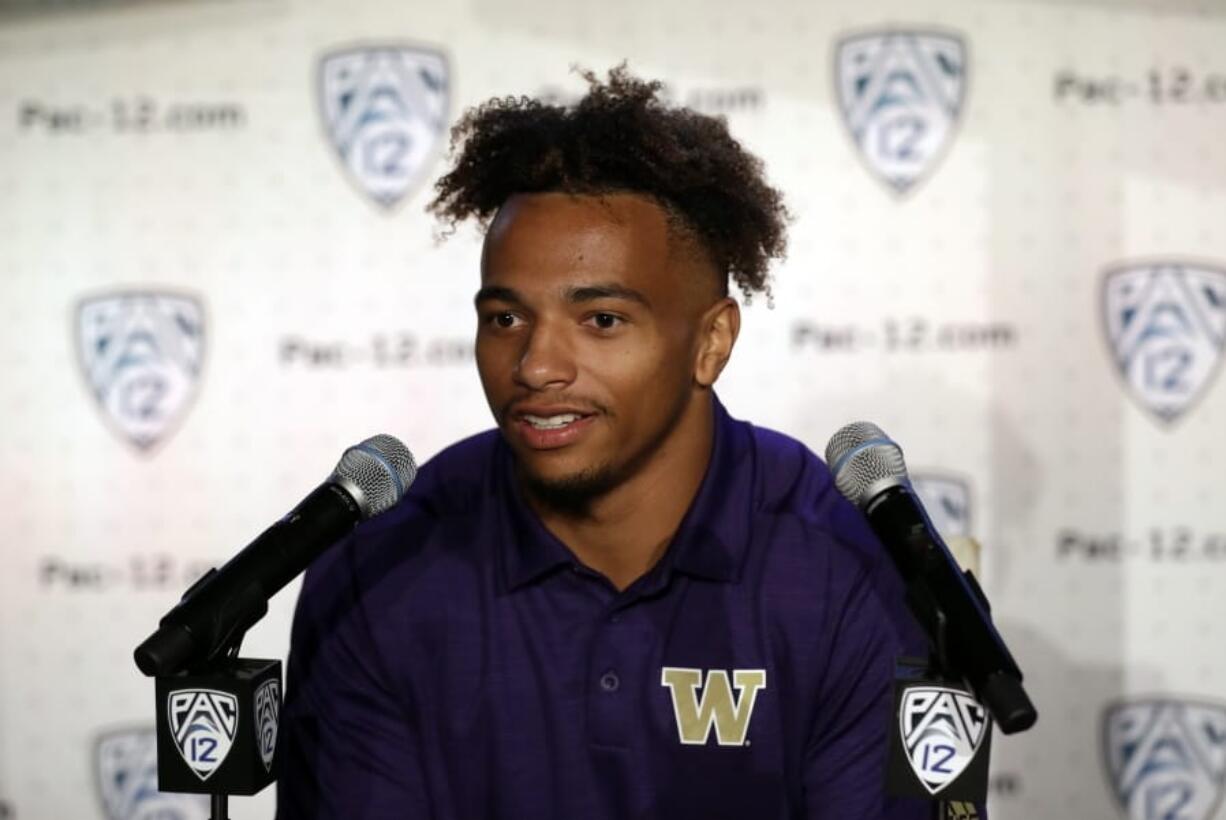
[583,568,673,749]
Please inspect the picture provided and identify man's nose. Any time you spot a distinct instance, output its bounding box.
[513,322,576,390]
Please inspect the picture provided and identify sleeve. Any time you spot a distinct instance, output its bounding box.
[802,558,935,820]
[275,540,430,819]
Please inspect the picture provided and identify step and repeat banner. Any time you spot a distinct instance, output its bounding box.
[1,0,1224,817]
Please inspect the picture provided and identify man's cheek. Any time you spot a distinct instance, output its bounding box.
[474,344,502,378]
[473,361,505,412]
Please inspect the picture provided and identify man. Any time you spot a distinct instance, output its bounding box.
[277,68,959,819]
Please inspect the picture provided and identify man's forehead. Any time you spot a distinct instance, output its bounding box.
[482,191,720,294]
[483,193,666,274]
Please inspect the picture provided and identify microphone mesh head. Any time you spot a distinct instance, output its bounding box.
[333,434,418,517]
[824,421,909,508]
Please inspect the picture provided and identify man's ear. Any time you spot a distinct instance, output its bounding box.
[694,297,741,387]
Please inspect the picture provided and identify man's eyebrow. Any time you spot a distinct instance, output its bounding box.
[474,283,652,309]
[565,283,651,308]
[473,285,521,307]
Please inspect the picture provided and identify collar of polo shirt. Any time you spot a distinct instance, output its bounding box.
[500,395,753,592]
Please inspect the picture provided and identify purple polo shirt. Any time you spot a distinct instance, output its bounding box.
[276,399,945,819]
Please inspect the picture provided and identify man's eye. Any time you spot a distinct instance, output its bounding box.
[489,312,519,329]
[588,313,623,330]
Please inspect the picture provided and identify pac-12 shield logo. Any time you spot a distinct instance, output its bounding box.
[1102,698,1226,820]
[900,686,988,794]
[319,44,449,209]
[95,727,209,820]
[168,689,239,781]
[835,29,967,195]
[76,290,205,452]
[254,679,281,772]
[1103,262,1226,425]
[911,473,972,539]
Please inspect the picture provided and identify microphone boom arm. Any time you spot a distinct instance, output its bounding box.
[133,482,362,678]
[869,485,1037,734]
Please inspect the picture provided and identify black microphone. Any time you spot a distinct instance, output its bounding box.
[133,434,417,678]
[825,422,1037,735]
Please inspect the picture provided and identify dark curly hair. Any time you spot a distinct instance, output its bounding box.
[428,66,788,300]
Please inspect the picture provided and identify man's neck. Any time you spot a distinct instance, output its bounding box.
[528,394,715,592]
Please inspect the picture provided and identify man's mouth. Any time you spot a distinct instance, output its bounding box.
[521,413,585,430]
[507,406,599,449]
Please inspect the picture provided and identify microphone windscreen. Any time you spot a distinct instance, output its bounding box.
[332,434,418,517]
[825,421,908,508]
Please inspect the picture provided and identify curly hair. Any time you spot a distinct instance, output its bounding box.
[428,66,788,300]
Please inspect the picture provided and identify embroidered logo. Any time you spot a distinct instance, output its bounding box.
[660,667,766,747]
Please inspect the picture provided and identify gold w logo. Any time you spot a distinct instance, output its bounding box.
[660,667,767,747]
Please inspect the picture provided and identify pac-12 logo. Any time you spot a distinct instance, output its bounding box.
[318,44,450,209]
[75,290,205,452]
[254,679,281,772]
[1102,698,1226,820]
[1103,261,1226,425]
[168,689,239,781]
[660,668,766,747]
[835,29,967,195]
[95,727,209,820]
[911,472,972,539]
[900,686,988,794]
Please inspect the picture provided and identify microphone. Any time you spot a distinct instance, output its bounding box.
[134,434,417,678]
[825,422,1037,734]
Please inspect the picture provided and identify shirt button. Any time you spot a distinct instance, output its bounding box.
[599,671,620,692]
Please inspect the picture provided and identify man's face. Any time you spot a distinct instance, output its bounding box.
[475,191,719,505]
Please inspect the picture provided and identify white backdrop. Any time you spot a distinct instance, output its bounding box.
[1,0,1225,818]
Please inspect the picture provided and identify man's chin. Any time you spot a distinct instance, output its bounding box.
[517,461,619,516]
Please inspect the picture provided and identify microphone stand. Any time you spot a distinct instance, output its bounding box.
[872,489,1037,734]
[887,539,1020,809]
[139,600,282,820]
[132,434,414,819]
[907,574,963,688]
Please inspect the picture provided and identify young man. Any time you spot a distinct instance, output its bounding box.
[277,69,954,819]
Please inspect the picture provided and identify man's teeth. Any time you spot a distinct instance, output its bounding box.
[523,414,581,429]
